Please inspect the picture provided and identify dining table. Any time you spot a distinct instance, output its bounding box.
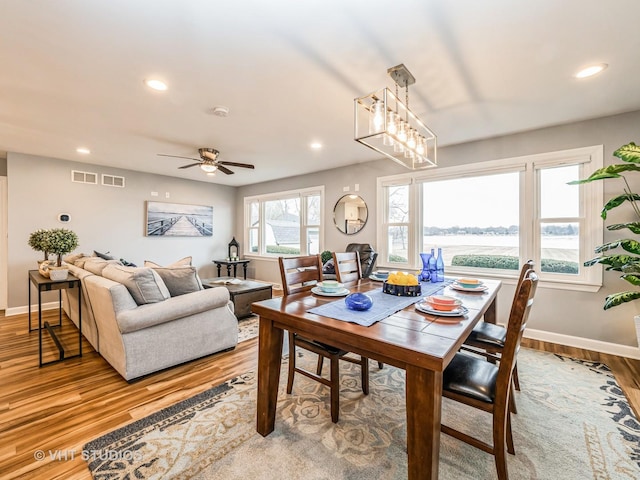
[252,277,501,480]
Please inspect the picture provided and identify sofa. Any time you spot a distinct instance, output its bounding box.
[61,255,238,380]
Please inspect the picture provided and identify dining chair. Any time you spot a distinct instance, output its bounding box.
[462,260,535,399]
[278,255,370,423]
[332,251,383,370]
[345,243,378,278]
[441,269,538,480]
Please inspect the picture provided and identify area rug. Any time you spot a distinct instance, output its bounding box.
[237,315,259,343]
[84,349,640,479]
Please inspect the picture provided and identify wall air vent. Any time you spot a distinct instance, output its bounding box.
[71,170,98,184]
[102,174,125,188]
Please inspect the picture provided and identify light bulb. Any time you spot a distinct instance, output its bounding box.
[369,100,385,133]
[406,128,416,150]
[397,120,407,143]
[416,136,425,156]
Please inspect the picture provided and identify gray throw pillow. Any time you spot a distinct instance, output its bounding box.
[102,264,170,305]
[150,266,203,297]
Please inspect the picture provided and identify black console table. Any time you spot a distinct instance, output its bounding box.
[213,259,250,279]
[28,270,82,367]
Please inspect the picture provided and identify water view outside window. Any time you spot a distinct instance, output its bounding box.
[421,172,520,270]
[538,165,580,274]
[386,185,410,263]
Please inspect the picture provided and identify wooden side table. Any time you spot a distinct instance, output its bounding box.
[213,259,250,279]
[28,270,82,367]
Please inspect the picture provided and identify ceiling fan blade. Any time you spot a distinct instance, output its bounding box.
[218,161,255,169]
[157,153,200,161]
[179,163,202,169]
[217,165,235,175]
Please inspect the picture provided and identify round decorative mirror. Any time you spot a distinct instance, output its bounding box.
[333,194,368,235]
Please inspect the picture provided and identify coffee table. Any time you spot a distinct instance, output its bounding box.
[202,277,272,318]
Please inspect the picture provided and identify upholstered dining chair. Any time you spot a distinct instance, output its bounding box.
[441,269,538,480]
[278,255,370,423]
[462,260,535,401]
[345,243,378,278]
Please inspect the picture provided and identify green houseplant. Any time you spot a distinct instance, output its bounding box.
[569,141,640,309]
[27,229,50,262]
[44,228,79,267]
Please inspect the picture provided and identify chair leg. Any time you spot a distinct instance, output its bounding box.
[361,357,370,395]
[493,407,510,480]
[509,382,518,414]
[506,410,515,455]
[513,363,521,391]
[317,355,324,375]
[286,332,297,394]
[329,356,340,423]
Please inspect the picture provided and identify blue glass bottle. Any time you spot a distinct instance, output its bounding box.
[419,252,432,282]
[428,248,436,281]
[435,247,445,282]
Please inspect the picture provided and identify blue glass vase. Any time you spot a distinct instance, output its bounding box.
[419,252,432,282]
[345,292,373,311]
[434,247,445,283]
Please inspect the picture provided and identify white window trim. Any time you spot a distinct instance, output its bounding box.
[244,185,324,258]
[377,145,604,292]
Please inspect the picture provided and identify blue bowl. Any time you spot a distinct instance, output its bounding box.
[345,292,373,311]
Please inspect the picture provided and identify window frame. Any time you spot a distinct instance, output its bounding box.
[377,145,604,291]
[244,186,324,258]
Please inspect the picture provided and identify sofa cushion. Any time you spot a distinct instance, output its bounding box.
[144,256,192,268]
[102,264,171,305]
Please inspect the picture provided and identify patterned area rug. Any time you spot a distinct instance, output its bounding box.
[237,315,259,343]
[84,349,640,479]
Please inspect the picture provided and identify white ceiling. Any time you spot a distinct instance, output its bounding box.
[2,0,639,187]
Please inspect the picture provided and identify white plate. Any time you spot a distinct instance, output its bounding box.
[450,282,488,292]
[415,302,469,317]
[368,274,387,282]
[311,286,350,297]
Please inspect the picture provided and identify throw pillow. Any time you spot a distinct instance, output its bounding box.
[144,256,192,268]
[102,265,170,305]
[84,258,121,276]
[120,258,137,267]
[94,250,115,260]
[74,255,97,269]
[150,266,203,297]
[64,252,88,265]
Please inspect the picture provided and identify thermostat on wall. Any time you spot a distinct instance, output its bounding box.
[58,213,71,223]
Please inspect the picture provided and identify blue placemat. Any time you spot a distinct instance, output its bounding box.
[308,279,454,327]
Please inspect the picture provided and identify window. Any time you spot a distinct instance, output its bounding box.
[378,146,603,289]
[244,186,324,257]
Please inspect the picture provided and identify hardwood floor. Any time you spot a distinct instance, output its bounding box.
[1,310,639,480]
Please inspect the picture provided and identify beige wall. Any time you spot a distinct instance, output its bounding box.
[6,153,236,309]
[236,110,640,351]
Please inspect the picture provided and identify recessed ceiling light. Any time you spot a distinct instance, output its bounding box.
[145,79,168,91]
[310,142,322,150]
[76,147,90,154]
[575,63,608,79]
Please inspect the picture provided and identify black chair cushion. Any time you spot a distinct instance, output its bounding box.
[466,322,507,349]
[443,352,498,404]
[346,243,378,278]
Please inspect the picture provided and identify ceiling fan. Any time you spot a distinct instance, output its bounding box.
[158,148,255,175]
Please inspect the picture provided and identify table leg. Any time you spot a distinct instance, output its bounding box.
[406,365,442,480]
[232,265,237,277]
[243,262,248,279]
[256,316,284,436]
[78,282,83,357]
[28,277,32,332]
[484,296,497,324]
[38,287,43,367]
[217,264,221,277]
[227,265,232,277]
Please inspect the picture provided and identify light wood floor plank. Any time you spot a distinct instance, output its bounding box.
[1,310,638,479]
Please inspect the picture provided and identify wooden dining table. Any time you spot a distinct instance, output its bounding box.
[252,278,501,480]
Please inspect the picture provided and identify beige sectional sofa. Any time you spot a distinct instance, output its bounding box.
[61,255,238,380]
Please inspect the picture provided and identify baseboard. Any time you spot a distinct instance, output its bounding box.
[525,328,640,360]
[4,301,60,317]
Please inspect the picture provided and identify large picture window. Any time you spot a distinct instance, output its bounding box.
[244,186,323,257]
[378,146,603,289]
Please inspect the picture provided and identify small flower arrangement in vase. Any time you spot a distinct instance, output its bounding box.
[42,228,79,281]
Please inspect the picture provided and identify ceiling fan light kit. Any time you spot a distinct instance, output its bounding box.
[354,63,437,170]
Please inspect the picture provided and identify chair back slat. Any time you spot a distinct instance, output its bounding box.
[278,255,323,295]
[333,251,362,284]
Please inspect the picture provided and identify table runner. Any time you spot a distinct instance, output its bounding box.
[308,279,454,327]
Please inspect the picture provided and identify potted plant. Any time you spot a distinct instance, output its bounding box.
[569,142,640,341]
[28,229,50,263]
[43,228,79,280]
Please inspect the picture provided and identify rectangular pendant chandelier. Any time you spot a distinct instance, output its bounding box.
[354,64,437,170]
